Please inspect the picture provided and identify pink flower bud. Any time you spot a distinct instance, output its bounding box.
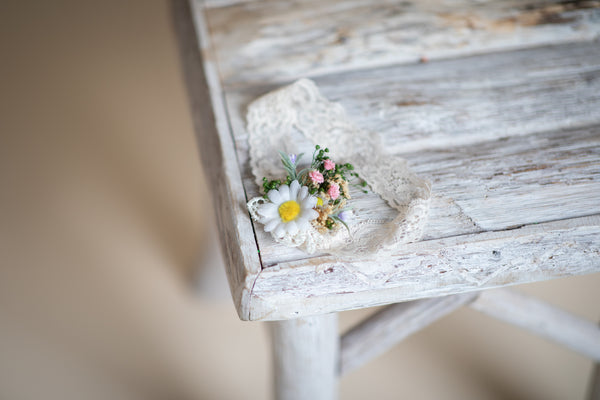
[328,183,340,200]
[323,159,335,171]
[309,170,324,184]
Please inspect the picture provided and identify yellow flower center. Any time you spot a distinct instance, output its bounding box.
[278,200,301,222]
[316,197,323,207]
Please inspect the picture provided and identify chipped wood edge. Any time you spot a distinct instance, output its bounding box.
[248,215,600,321]
[470,289,600,361]
[340,292,478,376]
[172,0,261,320]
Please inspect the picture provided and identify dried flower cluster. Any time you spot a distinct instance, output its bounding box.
[260,145,366,235]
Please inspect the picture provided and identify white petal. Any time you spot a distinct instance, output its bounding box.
[273,224,286,238]
[289,180,300,199]
[303,195,317,209]
[258,203,278,218]
[303,209,319,220]
[264,219,279,232]
[267,190,281,204]
[296,218,310,231]
[298,186,308,200]
[278,185,290,201]
[258,215,275,225]
[285,221,299,236]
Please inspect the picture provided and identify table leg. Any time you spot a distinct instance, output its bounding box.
[270,313,339,400]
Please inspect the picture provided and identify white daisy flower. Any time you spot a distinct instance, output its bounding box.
[256,180,319,238]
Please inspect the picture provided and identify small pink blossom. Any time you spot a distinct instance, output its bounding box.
[323,159,335,171]
[328,183,340,200]
[309,170,324,185]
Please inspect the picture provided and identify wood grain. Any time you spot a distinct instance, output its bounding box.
[205,0,600,88]
[184,0,600,322]
[408,125,600,234]
[249,216,600,320]
[226,40,600,154]
[234,123,600,267]
[173,0,261,320]
[223,41,600,267]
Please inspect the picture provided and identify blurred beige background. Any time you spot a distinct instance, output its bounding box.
[1,1,599,399]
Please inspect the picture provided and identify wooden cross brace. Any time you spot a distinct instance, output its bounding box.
[269,289,600,400]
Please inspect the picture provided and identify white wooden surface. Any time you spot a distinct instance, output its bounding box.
[173,0,262,320]
[340,292,478,375]
[204,0,600,88]
[225,42,600,267]
[249,216,600,320]
[181,0,600,321]
[470,289,600,361]
[270,314,339,400]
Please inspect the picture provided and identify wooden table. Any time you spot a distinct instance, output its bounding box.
[173,0,600,398]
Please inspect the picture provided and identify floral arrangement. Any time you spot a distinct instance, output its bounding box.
[251,145,366,242]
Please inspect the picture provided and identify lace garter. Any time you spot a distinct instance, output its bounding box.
[246,79,431,258]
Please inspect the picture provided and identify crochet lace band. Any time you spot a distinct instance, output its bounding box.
[247,79,431,257]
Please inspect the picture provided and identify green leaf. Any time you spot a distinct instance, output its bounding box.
[331,215,351,234]
[279,151,293,168]
[279,151,298,180]
[297,168,310,182]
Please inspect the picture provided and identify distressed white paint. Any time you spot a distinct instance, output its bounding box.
[249,216,600,320]
[270,314,339,400]
[470,289,600,361]
[231,120,600,267]
[340,292,478,375]
[224,41,600,155]
[181,0,600,323]
[178,1,600,398]
[173,0,261,320]
[220,40,600,267]
[205,0,600,88]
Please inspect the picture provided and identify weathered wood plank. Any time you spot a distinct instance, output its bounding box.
[222,42,600,267]
[470,289,600,361]
[205,0,600,87]
[226,40,600,154]
[248,216,600,320]
[408,125,600,234]
[340,292,477,376]
[173,0,261,320]
[234,123,600,267]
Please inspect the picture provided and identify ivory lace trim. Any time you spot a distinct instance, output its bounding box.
[247,79,431,257]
